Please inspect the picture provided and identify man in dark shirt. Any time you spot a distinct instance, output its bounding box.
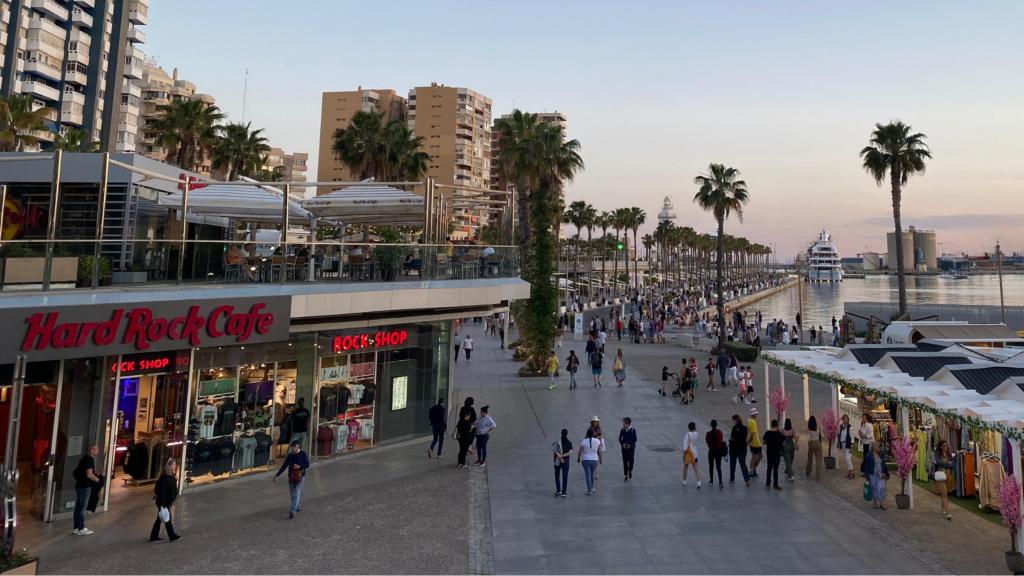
[728,415,750,486]
[290,398,311,450]
[763,419,784,490]
[618,417,638,481]
[428,399,447,458]
[73,445,100,535]
[274,440,310,519]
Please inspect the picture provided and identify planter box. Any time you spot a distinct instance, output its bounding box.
[0,257,78,286]
[111,271,148,284]
[2,558,37,575]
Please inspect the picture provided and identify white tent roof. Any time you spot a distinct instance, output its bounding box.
[159,183,312,223]
[302,181,424,225]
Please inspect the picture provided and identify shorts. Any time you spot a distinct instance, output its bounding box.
[750,446,763,455]
[592,367,602,375]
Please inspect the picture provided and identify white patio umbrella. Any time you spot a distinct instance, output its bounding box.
[159,182,312,223]
[302,180,424,226]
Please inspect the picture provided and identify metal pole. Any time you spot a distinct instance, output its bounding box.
[423,178,432,242]
[802,373,810,423]
[281,184,290,284]
[0,185,6,247]
[1,355,26,556]
[177,176,190,284]
[92,152,110,288]
[42,150,63,290]
[997,241,1006,323]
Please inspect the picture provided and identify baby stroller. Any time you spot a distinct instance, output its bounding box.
[670,373,685,399]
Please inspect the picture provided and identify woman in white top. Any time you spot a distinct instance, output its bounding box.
[681,422,702,488]
[858,414,875,453]
[577,429,603,495]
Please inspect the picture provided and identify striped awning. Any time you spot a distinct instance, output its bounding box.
[159,183,312,223]
[302,180,424,225]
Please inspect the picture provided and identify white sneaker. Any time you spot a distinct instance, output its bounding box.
[78,528,94,535]
[697,481,702,488]
[682,480,688,486]
[72,529,81,536]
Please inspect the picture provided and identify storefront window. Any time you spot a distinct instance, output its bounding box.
[315,352,377,458]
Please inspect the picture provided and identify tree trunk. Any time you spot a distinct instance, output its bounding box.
[623,232,630,295]
[891,170,907,319]
[612,230,619,295]
[587,228,593,302]
[632,228,639,291]
[716,217,726,347]
[516,180,530,249]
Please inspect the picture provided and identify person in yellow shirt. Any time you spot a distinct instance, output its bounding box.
[747,407,763,479]
[546,350,560,390]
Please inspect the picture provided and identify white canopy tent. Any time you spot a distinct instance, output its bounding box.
[302,181,425,226]
[159,182,313,223]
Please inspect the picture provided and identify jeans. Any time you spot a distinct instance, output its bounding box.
[766,454,781,487]
[582,460,597,493]
[475,434,489,464]
[719,369,726,387]
[73,487,89,530]
[708,454,723,485]
[729,447,749,483]
[621,447,635,477]
[783,440,796,479]
[288,479,304,514]
[457,438,473,465]
[464,348,472,361]
[454,345,460,362]
[430,425,445,455]
[554,459,569,494]
[150,504,179,540]
[569,371,577,389]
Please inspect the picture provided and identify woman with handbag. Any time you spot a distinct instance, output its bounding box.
[613,349,626,387]
[932,440,954,521]
[863,443,889,510]
[150,459,181,542]
[681,422,702,488]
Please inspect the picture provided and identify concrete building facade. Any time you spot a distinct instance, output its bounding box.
[135,61,215,172]
[265,146,307,186]
[316,88,406,192]
[0,0,148,151]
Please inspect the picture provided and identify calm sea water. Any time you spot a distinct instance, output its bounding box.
[744,274,1024,329]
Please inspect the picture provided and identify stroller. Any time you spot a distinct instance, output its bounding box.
[670,372,686,399]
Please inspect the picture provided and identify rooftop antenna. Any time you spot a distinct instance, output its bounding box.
[241,68,249,124]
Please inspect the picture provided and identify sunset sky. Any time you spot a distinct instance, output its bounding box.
[147,1,1023,259]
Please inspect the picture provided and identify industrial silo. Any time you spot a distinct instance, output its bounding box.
[911,226,937,272]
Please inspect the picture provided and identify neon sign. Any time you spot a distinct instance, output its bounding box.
[331,330,409,353]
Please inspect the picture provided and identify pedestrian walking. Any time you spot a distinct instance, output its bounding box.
[729,414,751,486]
[763,420,784,490]
[566,350,580,390]
[716,350,728,388]
[72,444,100,535]
[681,422,702,488]
[858,413,875,455]
[933,440,954,520]
[618,417,637,481]
[863,442,889,510]
[463,335,474,362]
[727,353,739,386]
[705,419,726,489]
[273,440,310,519]
[454,332,461,362]
[660,366,671,397]
[746,408,762,479]
[456,411,475,467]
[499,325,506,349]
[782,418,798,482]
[705,357,717,391]
[837,414,855,479]
[553,429,573,497]
[585,335,596,366]
[578,429,603,495]
[547,350,560,390]
[428,398,447,458]
[590,348,604,387]
[613,349,626,387]
[805,415,823,481]
[475,406,496,467]
[150,459,181,542]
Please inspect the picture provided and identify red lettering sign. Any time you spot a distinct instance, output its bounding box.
[331,330,409,353]
[23,303,277,354]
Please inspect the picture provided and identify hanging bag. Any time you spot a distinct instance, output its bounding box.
[158,506,170,523]
[862,481,872,501]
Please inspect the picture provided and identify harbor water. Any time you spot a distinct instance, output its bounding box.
[743,274,1024,329]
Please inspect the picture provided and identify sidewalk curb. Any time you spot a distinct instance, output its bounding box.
[468,466,495,575]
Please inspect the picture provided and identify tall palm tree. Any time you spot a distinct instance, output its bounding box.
[860,121,931,318]
[332,109,389,180]
[596,211,611,293]
[493,110,542,248]
[694,163,750,346]
[211,121,269,181]
[0,94,52,152]
[151,99,224,171]
[53,127,100,152]
[628,207,646,290]
[383,121,429,181]
[581,203,597,301]
[562,200,589,290]
[611,208,629,292]
[641,233,654,285]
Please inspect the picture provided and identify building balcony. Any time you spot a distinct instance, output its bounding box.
[60,106,84,126]
[128,0,148,25]
[28,16,67,39]
[73,0,95,7]
[21,78,60,101]
[71,8,92,28]
[124,81,142,98]
[24,59,62,81]
[68,26,90,47]
[127,25,144,43]
[29,0,69,22]
[123,61,142,79]
[63,89,85,105]
[63,67,86,85]
[66,48,89,66]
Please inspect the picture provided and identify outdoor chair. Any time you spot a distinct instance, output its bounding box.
[224,262,242,283]
[271,256,287,282]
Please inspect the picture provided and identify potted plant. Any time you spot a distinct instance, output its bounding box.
[76,255,112,287]
[890,436,916,509]
[769,387,790,422]
[999,474,1024,574]
[0,548,36,575]
[821,408,839,469]
[112,262,148,284]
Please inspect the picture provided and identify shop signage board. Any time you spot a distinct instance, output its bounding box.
[391,376,408,411]
[0,296,291,364]
[111,350,191,376]
[331,329,409,353]
[198,378,236,397]
[574,313,584,338]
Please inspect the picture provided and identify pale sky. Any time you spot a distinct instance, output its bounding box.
[146,0,1023,259]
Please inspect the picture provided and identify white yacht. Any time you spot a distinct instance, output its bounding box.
[806,230,843,282]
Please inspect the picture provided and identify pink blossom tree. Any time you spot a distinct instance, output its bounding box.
[999,474,1022,554]
[890,436,916,497]
[769,387,790,421]
[821,408,839,459]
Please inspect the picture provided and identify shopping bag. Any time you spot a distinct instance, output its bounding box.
[158,506,170,523]
[862,481,872,502]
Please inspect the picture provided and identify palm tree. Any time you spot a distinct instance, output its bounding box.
[0,94,52,152]
[493,110,541,247]
[641,234,654,285]
[383,122,429,181]
[860,121,931,318]
[151,99,224,171]
[694,163,750,346]
[596,211,611,294]
[611,208,629,292]
[53,127,100,152]
[581,204,597,301]
[562,200,589,291]
[211,121,269,181]
[628,207,646,290]
[331,109,389,180]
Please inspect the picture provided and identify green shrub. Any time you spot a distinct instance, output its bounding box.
[725,341,759,362]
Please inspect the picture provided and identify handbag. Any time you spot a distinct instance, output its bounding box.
[158,506,170,523]
[683,448,695,465]
[934,470,947,482]
[288,465,303,483]
[862,481,872,501]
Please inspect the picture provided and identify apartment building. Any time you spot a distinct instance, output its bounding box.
[490,110,567,190]
[136,62,216,171]
[0,0,148,150]
[264,146,307,186]
[316,87,406,190]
